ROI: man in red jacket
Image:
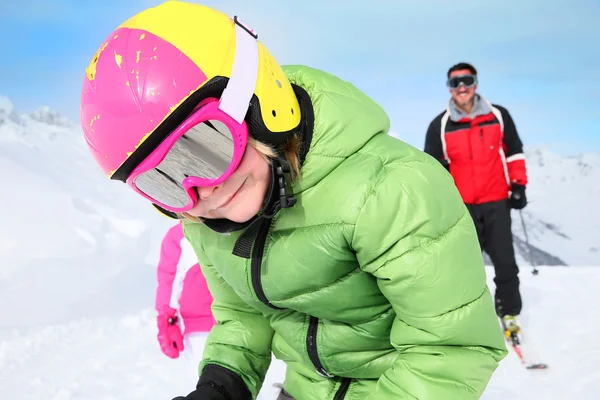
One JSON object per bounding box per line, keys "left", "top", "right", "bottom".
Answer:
{"left": 424, "top": 62, "right": 528, "bottom": 326}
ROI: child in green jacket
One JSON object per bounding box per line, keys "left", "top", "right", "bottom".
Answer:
{"left": 80, "top": 2, "right": 506, "bottom": 399}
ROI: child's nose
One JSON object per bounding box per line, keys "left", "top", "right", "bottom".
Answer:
{"left": 197, "top": 185, "right": 220, "bottom": 200}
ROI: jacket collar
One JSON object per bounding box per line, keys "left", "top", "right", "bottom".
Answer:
{"left": 447, "top": 94, "right": 493, "bottom": 122}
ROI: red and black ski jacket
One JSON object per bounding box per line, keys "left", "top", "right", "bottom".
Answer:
{"left": 424, "top": 95, "right": 528, "bottom": 205}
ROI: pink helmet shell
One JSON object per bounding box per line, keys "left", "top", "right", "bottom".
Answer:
{"left": 80, "top": 27, "right": 207, "bottom": 177}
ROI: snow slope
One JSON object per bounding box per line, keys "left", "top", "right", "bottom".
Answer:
{"left": 1, "top": 268, "right": 598, "bottom": 399}
{"left": 1, "top": 96, "right": 599, "bottom": 398}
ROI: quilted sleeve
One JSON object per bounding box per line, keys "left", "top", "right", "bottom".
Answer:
{"left": 155, "top": 223, "right": 183, "bottom": 314}
{"left": 499, "top": 106, "right": 528, "bottom": 186}
{"left": 182, "top": 223, "right": 275, "bottom": 399}
{"left": 351, "top": 158, "right": 507, "bottom": 399}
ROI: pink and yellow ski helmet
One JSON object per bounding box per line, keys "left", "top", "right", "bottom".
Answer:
{"left": 80, "top": 0, "right": 301, "bottom": 181}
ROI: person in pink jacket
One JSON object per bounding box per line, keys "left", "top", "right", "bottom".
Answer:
{"left": 156, "top": 219, "right": 284, "bottom": 397}
{"left": 155, "top": 221, "right": 216, "bottom": 377}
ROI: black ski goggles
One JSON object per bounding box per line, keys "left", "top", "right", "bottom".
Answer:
{"left": 447, "top": 74, "right": 478, "bottom": 90}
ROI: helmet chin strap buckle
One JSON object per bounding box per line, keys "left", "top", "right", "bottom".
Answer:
{"left": 256, "top": 160, "right": 295, "bottom": 219}
{"left": 275, "top": 161, "right": 296, "bottom": 210}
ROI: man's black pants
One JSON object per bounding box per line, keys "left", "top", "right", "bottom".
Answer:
{"left": 466, "top": 199, "right": 522, "bottom": 317}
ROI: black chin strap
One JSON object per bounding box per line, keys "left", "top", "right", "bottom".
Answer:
{"left": 201, "top": 159, "right": 296, "bottom": 258}
{"left": 202, "top": 211, "right": 256, "bottom": 234}
{"left": 230, "top": 159, "right": 296, "bottom": 258}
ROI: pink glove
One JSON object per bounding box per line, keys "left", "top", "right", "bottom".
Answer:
{"left": 157, "top": 308, "right": 184, "bottom": 359}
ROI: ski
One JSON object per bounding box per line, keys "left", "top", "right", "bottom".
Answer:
{"left": 500, "top": 317, "right": 548, "bottom": 370}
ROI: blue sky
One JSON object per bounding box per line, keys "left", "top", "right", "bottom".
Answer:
{"left": 1, "top": 0, "right": 598, "bottom": 154}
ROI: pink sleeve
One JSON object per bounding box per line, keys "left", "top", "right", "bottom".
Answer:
{"left": 155, "top": 222, "right": 184, "bottom": 315}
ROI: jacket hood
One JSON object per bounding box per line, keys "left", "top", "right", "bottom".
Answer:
{"left": 282, "top": 65, "right": 390, "bottom": 193}
{"left": 447, "top": 93, "right": 493, "bottom": 122}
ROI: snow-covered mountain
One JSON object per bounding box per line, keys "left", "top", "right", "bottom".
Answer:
{"left": 512, "top": 148, "right": 600, "bottom": 266}
{"left": 0, "top": 95, "right": 174, "bottom": 327}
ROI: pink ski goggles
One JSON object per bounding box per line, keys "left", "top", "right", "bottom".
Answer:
{"left": 126, "top": 17, "right": 259, "bottom": 213}
{"left": 127, "top": 98, "right": 249, "bottom": 212}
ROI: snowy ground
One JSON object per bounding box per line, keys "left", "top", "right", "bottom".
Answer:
{"left": 1, "top": 267, "right": 598, "bottom": 399}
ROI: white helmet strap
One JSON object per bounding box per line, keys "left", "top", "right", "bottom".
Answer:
{"left": 218, "top": 16, "right": 259, "bottom": 125}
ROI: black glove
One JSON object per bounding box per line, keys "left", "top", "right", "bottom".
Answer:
{"left": 509, "top": 183, "right": 527, "bottom": 209}
{"left": 171, "top": 364, "right": 252, "bottom": 400}
{"left": 170, "top": 383, "right": 226, "bottom": 400}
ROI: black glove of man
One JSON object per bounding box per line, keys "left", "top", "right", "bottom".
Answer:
{"left": 509, "top": 183, "right": 527, "bottom": 209}
{"left": 171, "top": 365, "right": 252, "bottom": 400}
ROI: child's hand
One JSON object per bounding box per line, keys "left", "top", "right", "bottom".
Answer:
{"left": 170, "top": 386, "right": 228, "bottom": 400}
{"left": 157, "top": 309, "right": 184, "bottom": 358}
{"left": 171, "top": 364, "right": 251, "bottom": 399}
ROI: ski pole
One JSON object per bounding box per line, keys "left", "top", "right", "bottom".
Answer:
{"left": 517, "top": 209, "right": 539, "bottom": 276}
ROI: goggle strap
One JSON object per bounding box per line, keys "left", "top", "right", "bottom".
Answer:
{"left": 218, "top": 16, "right": 259, "bottom": 124}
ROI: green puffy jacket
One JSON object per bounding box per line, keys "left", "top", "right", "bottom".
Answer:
{"left": 182, "top": 65, "right": 507, "bottom": 400}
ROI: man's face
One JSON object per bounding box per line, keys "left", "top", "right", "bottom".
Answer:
{"left": 448, "top": 69, "right": 477, "bottom": 108}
